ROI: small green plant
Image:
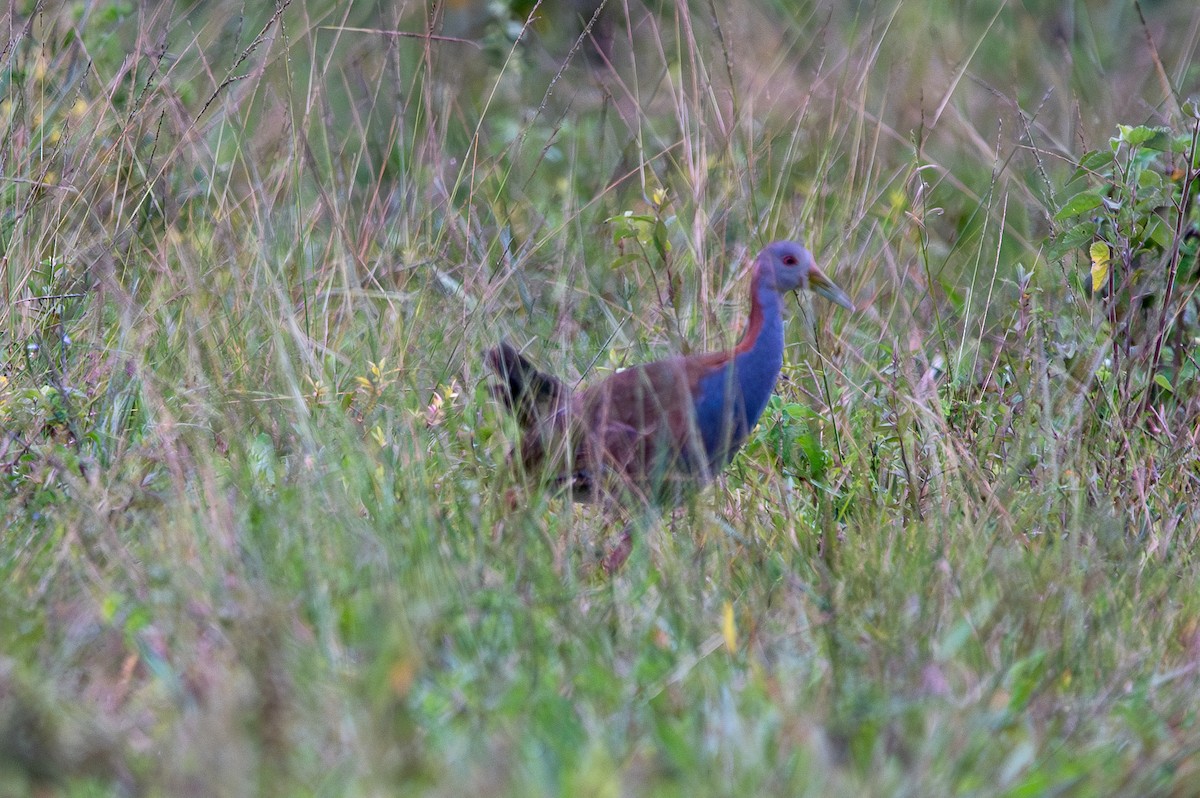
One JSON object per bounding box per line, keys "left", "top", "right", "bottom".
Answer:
{"left": 745, "top": 394, "right": 831, "bottom": 485}
{"left": 1051, "top": 104, "right": 1200, "bottom": 412}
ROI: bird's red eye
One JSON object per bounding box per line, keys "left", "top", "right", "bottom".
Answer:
{"left": 783, "top": 255, "right": 798, "bottom": 265}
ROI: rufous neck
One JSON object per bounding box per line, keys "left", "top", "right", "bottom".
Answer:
{"left": 735, "top": 270, "right": 783, "bottom": 355}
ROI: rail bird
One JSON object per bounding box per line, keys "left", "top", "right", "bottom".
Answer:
{"left": 488, "top": 240, "right": 854, "bottom": 569}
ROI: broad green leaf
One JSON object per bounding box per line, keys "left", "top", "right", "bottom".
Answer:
{"left": 783, "top": 402, "right": 811, "bottom": 419}
{"left": 1136, "top": 169, "right": 1164, "bottom": 190}
{"left": 1141, "top": 128, "right": 1178, "bottom": 151}
{"left": 608, "top": 252, "right": 643, "bottom": 269}
{"left": 796, "top": 429, "right": 828, "bottom": 481}
{"left": 1116, "top": 124, "right": 1167, "bottom": 148}
{"left": 1054, "top": 189, "right": 1105, "bottom": 220}
{"left": 1078, "top": 149, "right": 1112, "bottom": 173}
{"left": 611, "top": 225, "right": 639, "bottom": 244}
{"left": 1154, "top": 373, "right": 1174, "bottom": 394}
{"left": 1048, "top": 222, "right": 1097, "bottom": 260}
{"left": 1144, "top": 217, "right": 1173, "bottom": 251}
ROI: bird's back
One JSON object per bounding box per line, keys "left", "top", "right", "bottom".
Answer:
{"left": 489, "top": 330, "right": 782, "bottom": 502}
{"left": 577, "top": 356, "right": 708, "bottom": 500}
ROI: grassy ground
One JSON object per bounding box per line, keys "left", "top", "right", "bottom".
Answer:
{"left": 3, "top": 0, "right": 1200, "bottom": 795}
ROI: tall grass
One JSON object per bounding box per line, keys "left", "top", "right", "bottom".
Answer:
{"left": 2, "top": 0, "right": 1200, "bottom": 795}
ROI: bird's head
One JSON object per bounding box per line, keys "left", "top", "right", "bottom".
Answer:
{"left": 757, "top": 240, "right": 855, "bottom": 311}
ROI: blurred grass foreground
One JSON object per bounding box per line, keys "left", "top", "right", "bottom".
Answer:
{"left": 3, "top": 1, "right": 1200, "bottom": 795}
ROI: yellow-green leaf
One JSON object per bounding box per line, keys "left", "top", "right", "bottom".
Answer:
{"left": 1154, "top": 373, "right": 1174, "bottom": 394}
{"left": 1089, "top": 242, "right": 1110, "bottom": 292}
{"left": 722, "top": 601, "right": 737, "bottom": 654}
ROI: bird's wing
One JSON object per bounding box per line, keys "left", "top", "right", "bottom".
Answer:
{"left": 680, "top": 351, "right": 747, "bottom": 471}
{"left": 578, "top": 357, "right": 713, "bottom": 485}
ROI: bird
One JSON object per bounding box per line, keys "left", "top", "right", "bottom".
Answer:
{"left": 487, "top": 240, "right": 855, "bottom": 570}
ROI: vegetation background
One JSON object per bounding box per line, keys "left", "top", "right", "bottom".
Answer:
{"left": 2, "top": 0, "right": 1200, "bottom": 795}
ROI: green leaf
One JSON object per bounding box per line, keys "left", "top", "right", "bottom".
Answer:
{"left": 782, "top": 402, "right": 811, "bottom": 420}
{"left": 1136, "top": 169, "right": 1164, "bottom": 191}
{"left": 1053, "top": 190, "right": 1105, "bottom": 220}
{"left": 1141, "top": 129, "right": 1177, "bottom": 151}
{"left": 1078, "top": 150, "right": 1112, "bottom": 173}
{"left": 652, "top": 217, "right": 670, "bottom": 261}
{"left": 1116, "top": 124, "right": 1169, "bottom": 148}
{"left": 1154, "top": 373, "right": 1174, "bottom": 394}
{"left": 1143, "top": 217, "right": 1173, "bottom": 251}
{"left": 607, "top": 252, "right": 643, "bottom": 269}
{"left": 1006, "top": 650, "right": 1046, "bottom": 712}
{"left": 1047, "top": 222, "right": 1098, "bottom": 260}
{"left": 795, "top": 429, "right": 828, "bottom": 482}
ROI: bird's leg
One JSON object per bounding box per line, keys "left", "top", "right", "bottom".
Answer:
{"left": 598, "top": 491, "right": 659, "bottom": 574}
{"left": 601, "top": 522, "right": 634, "bottom": 574}
{"left": 594, "top": 489, "right": 635, "bottom": 574}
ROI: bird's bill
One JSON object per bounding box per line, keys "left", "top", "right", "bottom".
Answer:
{"left": 807, "top": 265, "right": 856, "bottom": 311}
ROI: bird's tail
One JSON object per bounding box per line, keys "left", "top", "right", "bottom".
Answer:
{"left": 486, "top": 342, "right": 567, "bottom": 427}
